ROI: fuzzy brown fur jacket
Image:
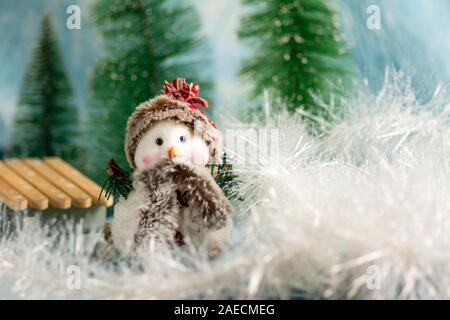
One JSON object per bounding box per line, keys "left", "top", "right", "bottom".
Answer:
{"left": 130, "top": 158, "right": 234, "bottom": 254}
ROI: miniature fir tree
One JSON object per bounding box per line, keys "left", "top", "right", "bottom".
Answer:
{"left": 11, "top": 14, "right": 79, "bottom": 160}
{"left": 239, "top": 0, "right": 353, "bottom": 119}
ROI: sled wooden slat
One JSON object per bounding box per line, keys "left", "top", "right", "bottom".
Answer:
{"left": 25, "top": 158, "right": 92, "bottom": 208}
{"left": 0, "top": 177, "right": 28, "bottom": 211}
{"left": 4, "top": 159, "right": 71, "bottom": 209}
{"left": 0, "top": 161, "right": 48, "bottom": 210}
{"left": 44, "top": 157, "right": 113, "bottom": 207}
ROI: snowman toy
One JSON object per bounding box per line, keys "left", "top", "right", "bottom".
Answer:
{"left": 111, "top": 78, "right": 233, "bottom": 259}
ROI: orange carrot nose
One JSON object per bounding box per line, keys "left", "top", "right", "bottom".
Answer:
{"left": 167, "top": 146, "right": 178, "bottom": 158}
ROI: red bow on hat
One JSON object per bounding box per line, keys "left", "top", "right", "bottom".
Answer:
{"left": 162, "top": 78, "right": 216, "bottom": 128}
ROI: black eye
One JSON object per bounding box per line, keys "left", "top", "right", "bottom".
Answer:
{"left": 180, "top": 136, "right": 186, "bottom": 143}
{"left": 156, "top": 138, "right": 163, "bottom": 146}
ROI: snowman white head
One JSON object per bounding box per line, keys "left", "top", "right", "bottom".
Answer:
{"left": 133, "top": 120, "right": 210, "bottom": 170}
{"left": 125, "top": 78, "right": 221, "bottom": 171}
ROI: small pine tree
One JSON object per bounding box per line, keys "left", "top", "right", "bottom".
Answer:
{"left": 11, "top": 14, "right": 79, "bottom": 160}
{"left": 86, "top": 0, "right": 211, "bottom": 183}
{"left": 209, "top": 153, "right": 242, "bottom": 201}
{"left": 239, "top": 0, "right": 352, "bottom": 119}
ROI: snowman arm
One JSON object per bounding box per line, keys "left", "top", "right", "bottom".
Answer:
{"left": 132, "top": 169, "right": 180, "bottom": 252}
{"left": 167, "top": 162, "right": 234, "bottom": 230}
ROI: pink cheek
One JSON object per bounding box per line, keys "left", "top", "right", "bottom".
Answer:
{"left": 191, "top": 149, "right": 206, "bottom": 165}
{"left": 142, "top": 155, "right": 153, "bottom": 168}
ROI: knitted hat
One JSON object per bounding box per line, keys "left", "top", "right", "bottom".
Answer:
{"left": 125, "top": 78, "right": 221, "bottom": 169}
